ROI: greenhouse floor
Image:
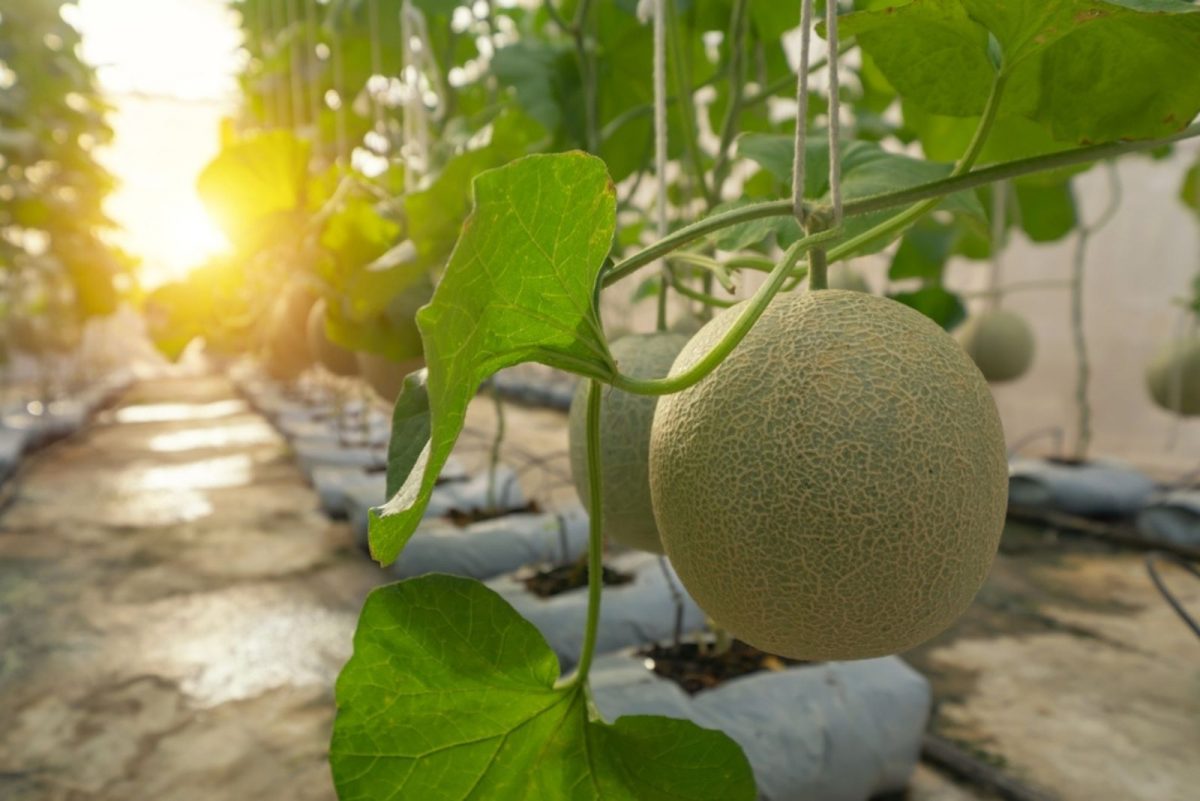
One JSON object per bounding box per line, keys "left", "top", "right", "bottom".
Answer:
{"left": 0, "top": 374, "right": 1195, "bottom": 801}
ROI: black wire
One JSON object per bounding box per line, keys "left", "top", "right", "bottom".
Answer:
{"left": 1145, "top": 551, "right": 1200, "bottom": 640}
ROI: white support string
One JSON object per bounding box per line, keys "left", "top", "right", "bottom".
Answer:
{"left": 331, "top": 25, "right": 349, "bottom": 164}
{"left": 401, "top": 1, "right": 432, "bottom": 182}
{"left": 653, "top": 0, "right": 670, "bottom": 328}
{"left": 367, "top": 0, "right": 385, "bottom": 137}
{"left": 653, "top": 0, "right": 668, "bottom": 242}
{"left": 791, "top": 0, "right": 843, "bottom": 227}
{"left": 825, "top": 0, "right": 843, "bottom": 226}
{"left": 791, "top": 0, "right": 815, "bottom": 223}
{"left": 256, "top": 0, "right": 274, "bottom": 127}
{"left": 286, "top": 0, "right": 305, "bottom": 129}
{"left": 304, "top": 0, "right": 321, "bottom": 148}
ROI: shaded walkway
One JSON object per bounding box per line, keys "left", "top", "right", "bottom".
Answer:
{"left": 0, "top": 375, "right": 381, "bottom": 801}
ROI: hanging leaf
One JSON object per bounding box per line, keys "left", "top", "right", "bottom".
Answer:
{"left": 890, "top": 285, "right": 967, "bottom": 330}
{"left": 840, "top": 1, "right": 1200, "bottom": 147}
{"left": 331, "top": 574, "right": 756, "bottom": 800}
{"left": 404, "top": 109, "right": 545, "bottom": 265}
{"left": 369, "top": 153, "right": 616, "bottom": 565}
{"left": 1014, "top": 179, "right": 1078, "bottom": 243}
{"left": 889, "top": 218, "right": 958, "bottom": 282}
{"left": 196, "top": 129, "right": 311, "bottom": 250}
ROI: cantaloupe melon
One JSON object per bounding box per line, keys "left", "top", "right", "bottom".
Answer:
{"left": 307, "top": 299, "right": 358, "bottom": 377}
{"left": 568, "top": 332, "right": 688, "bottom": 553}
{"left": 649, "top": 290, "right": 1008, "bottom": 660}
{"left": 1145, "top": 337, "right": 1200, "bottom": 417}
{"left": 956, "top": 309, "right": 1034, "bottom": 383}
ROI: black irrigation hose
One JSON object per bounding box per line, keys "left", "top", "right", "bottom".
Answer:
{"left": 920, "top": 734, "right": 1058, "bottom": 801}
{"left": 1145, "top": 551, "right": 1200, "bottom": 640}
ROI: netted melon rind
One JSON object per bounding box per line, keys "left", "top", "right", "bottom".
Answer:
{"left": 649, "top": 290, "right": 1009, "bottom": 660}
{"left": 568, "top": 333, "right": 688, "bottom": 553}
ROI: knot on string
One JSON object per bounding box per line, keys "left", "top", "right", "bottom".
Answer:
{"left": 792, "top": 0, "right": 843, "bottom": 229}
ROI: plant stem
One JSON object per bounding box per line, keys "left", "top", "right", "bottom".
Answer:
{"left": 808, "top": 246, "right": 828, "bottom": 290}
{"left": 612, "top": 229, "right": 838, "bottom": 396}
{"left": 1070, "top": 226, "right": 1093, "bottom": 463}
{"left": 825, "top": 69, "right": 1009, "bottom": 262}
{"left": 670, "top": 275, "right": 737, "bottom": 308}
{"left": 1070, "top": 161, "right": 1123, "bottom": 462}
{"left": 569, "top": 379, "right": 605, "bottom": 687}
{"left": 602, "top": 122, "right": 1200, "bottom": 288}
{"left": 486, "top": 382, "right": 505, "bottom": 512}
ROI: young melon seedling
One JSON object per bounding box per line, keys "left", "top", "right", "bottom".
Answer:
{"left": 649, "top": 290, "right": 1008, "bottom": 661}
{"left": 307, "top": 299, "right": 358, "bottom": 377}
{"left": 1145, "top": 336, "right": 1200, "bottom": 416}
{"left": 568, "top": 332, "right": 688, "bottom": 553}
{"left": 957, "top": 308, "right": 1035, "bottom": 383}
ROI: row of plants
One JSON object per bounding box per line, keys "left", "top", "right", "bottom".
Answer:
{"left": 179, "top": 0, "right": 1200, "bottom": 797}
{"left": 0, "top": 0, "right": 132, "bottom": 370}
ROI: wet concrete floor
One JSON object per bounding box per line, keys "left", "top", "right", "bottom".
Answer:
{"left": 0, "top": 376, "right": 383, "bottom": 800}
{"left": 906, "top": 527, "right": 1200, "bottom": 801}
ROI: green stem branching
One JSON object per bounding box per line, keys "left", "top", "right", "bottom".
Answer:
{"left": 567, "top": 379, "right": 605, "bottom": 687}
{"left": 611, "top": 229, "right": 838, "bottom": 396}
{"left": 602, "top": 121, "right": 1200, "bottom": 288}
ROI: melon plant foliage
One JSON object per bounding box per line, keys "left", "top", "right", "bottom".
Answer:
{"left": 212, "top": 0, "right": 1200, "bottom": 797}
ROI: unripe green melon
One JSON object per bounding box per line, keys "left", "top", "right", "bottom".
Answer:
{"left": 956, "top": 309, "right": 1035, "bottom": 383}
{"left": 357, "top": 352, "right": 424, "bottom": 404}
{"left": 307, "top": 299, "right": 358, "bottom": 377}
{"left": 1145, "top": 337, "right": 1200, "bottom": 417}
{"left": 649, "top": 290, "right": 1008, "bottom": 660}
{"left": 568, "top": 333, "right": 688, "bottom": 553}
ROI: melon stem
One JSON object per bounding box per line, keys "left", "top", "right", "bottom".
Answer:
{"left": 567, "top": 379, "right": 606, "bottom": 688}
{"left": 612, "top": 227, "right": 841, "bottom": 397}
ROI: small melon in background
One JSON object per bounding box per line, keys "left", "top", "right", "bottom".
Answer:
{"left": 307, "top": 299, "right": 358, "bottom": 377}
{"left": 263, "top": 288, "right": 315, "bottom": 381}
{"left": 357, "top": 352, "right": 424, "bottom": 404}
{"left": 669, "top": 314, "right": 706, "bottom": 337}
{"left": 568, "top": 332, "right": 688, "bottom": 554}
{"left": 826, "top": 264, "right": 870, "bottom": 293}
{"left": 649, "top": 290, "right": 1008, "bottom": 660}
{"left": 1145, "top": 336, "right": 1200, "bottom": 416}
{"left": 956, "top": 308, "right": 1035, "bottom": 383}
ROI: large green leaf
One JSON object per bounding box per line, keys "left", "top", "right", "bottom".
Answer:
{"left": 404, "top": 109, "right": 545, "bottom": 265}
{"left": 369, "top": 153, "right": 616, "bottom": 565}
{"left": 1014, "top": 179, "right": 1078, "bottom": 243}
{"left": 195, "top": 130, "right": 311, "bottom": 249}
{"left": 890, "top": 285, "right": 967, "bottom": 330}
{"left": 840, "top": 0, "right": 1200, "bottom": 146}
{"left": 331, "top": 575, "right": 755, "bottom": 800}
